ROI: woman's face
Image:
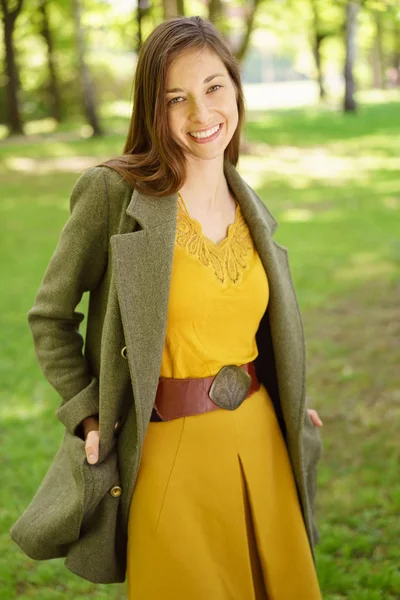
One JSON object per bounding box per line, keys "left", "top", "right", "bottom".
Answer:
{"left": 165, "top": 47, "right": 239, "bottom": 163}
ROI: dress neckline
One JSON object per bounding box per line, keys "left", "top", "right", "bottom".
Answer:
{"left": 177, "top": 192, "right": 240, "bottom": 248}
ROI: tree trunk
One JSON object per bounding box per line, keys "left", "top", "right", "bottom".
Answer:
{"left": 135, "top": 0, "right": 152, "bottom": 52}
{"left": 392, "top": 19, "right": 400, "bottom": 86}
{"left": 72, "top": 0, "right": 102, "bottom": 136}
{"left": 163, "top": 0, "right": 177, "bottom": 20}
{"left": 310, "top": 0, "right": 326, "bottom": 99}
{"left": 313, "top": 34, "right": 326, "bottom": 99}
{"left": 343, "top": 0, "right": 359, "bottom": 113}
{"left": 372, "top": 10, "right": 385, "bottom": 89}
{"left": 370, "top": 45, "right": 381, "bottom": 89}
{"left": 235, "top": 0, "right": 262, "bottom": 62}
{"left": 208, "top": 0, "right": 222, "bottom": 25}
{"left": 0, "top": 0, "right": 24, "bottom": 136}
{"left": 136, "top": 0, "right": 143, "bottom": 52}
{"left": 38, "top": 0, "right": 62, "bottom": 122}
{"left": 176, "top": 0, "right": 184, "bottom": 17}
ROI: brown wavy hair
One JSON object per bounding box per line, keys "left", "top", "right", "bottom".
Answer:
{"left": 98, "top": 15, "right": 245, "bottom": 197}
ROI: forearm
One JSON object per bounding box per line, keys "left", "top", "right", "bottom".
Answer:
{"left": 28, "top": 308, "right": 93, "bottom": 402}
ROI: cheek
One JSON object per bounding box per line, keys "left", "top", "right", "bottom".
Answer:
{"left": 167, "top": 111, "right": 180, "bottom": 138}
{"left": 168, "top": 109, "right": 187, "bottom": 136}
{"left": 220, "top": 90, "right": 239, "bottom": 124}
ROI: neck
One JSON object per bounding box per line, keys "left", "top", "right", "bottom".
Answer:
{"left": 179, "top": 154, "right": 229, "bottom": 212}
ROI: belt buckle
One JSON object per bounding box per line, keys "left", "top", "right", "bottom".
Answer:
{"left": 208, "top": 365, "right": 252, "bottom": 411}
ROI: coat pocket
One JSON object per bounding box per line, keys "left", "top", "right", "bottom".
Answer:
{"left": 10, "top": 429, "right": 119, "bottom": 560}
{"left": 301, "top": 410, "right": 323, "bottom": 545}
{"left": 80, "top": 436, "right": 120, "bottom": 523}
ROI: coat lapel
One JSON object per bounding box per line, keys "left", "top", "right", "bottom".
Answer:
{"left": 225, "top": 162, "right": 306, "bottom": 457}
{"left": 110, "top": 161, "right": 305, "bottom": 455}
{"left": 110, "top": 189, "right": 178, "bottom": 445}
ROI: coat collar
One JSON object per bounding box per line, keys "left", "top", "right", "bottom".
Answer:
{"left": 125, "top": 160, "right": 279, "bottom": 237}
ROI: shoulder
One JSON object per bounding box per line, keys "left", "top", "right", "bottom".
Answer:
{"left": 72, "top": 165, "right": 134, "bottom": 212}
{"left": 75, "top": 165, "right": 133, "bottom": 195}
{"left": 225, "top": 162, "right": 279, "bottom": 235}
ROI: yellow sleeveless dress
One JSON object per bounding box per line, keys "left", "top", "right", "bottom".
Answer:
{"left": 126, "top": 194, "right": 322, "bottom": 599}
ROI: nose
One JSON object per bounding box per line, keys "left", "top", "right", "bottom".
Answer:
{"left": 189, "top": 96, "right": 212, "bottom": 124}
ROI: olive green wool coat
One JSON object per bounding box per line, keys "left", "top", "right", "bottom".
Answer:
{"left": 10, "top": 161, "right": 322, "bottom": 584}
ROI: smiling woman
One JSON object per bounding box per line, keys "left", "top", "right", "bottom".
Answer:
{"left": 10, "top": 13, "right": 323, "bottom": 600}
{"left": 99, "top": 17, "right": 245, "bottom": 198}
{"left": 165, "top": 47, "right": 239, "bottom": 173}
{"left": 98, "top": 15, "right": 322, "bottom": 599}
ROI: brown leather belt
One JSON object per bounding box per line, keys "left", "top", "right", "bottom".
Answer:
{"left": 151, "top": 362, "right": 260, "bottom": 422}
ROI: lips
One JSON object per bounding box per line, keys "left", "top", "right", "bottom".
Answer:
{"left": 188, "top": 123, "right": 222, "bottom": 139}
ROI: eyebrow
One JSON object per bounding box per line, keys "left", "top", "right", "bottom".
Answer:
{"left": 166, "top": 73, "right": 225, "bottom": 94}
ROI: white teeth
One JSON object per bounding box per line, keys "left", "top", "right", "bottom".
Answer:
{"left": 189, "top": 124, "right": 220, "bottom": 139}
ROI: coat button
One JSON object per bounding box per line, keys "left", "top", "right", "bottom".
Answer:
{"left": 109, "top": 485, "right": 122, "bottom": 498}
{"left": 121, "top": 346, "right": 128, "bottom": 359}
{"left": 114, "top": 419, "right": 121, "bottom": 433}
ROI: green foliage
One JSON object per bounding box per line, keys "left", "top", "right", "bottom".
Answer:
{"left": 2, "top": 0, "right": 399, "bottom": 131}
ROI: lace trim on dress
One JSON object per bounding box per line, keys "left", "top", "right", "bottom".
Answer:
{"left": 176, "top": 194, "right": 254, "bottom": 285}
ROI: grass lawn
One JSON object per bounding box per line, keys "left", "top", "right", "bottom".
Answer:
{"left": 1, "top": 93, "right": 399, "bottom": 599}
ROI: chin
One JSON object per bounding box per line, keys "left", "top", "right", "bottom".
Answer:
{"left": 190, "top": 146, "right": 228, "bottom": 160}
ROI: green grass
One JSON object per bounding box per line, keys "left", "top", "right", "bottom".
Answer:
{"left": 1, "top": 93, "right": 399, "bottom": 599}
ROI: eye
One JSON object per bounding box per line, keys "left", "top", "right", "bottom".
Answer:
{"left": 207, "top": 84, "right": 222, "bottom": 93}
{"left": 167, "top": 84, "right": 222, "bottom": 107}
{"left": 168, "top": 96, "right": 184, "bottom": 106}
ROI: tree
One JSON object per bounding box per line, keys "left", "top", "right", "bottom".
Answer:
{"left": 284, "top": 0, "right": 342, "bottom": 101}
{"left": 393, "top": 17, "right": 400, "bottom": 85}
{"left": 0, "top": 0, "right": 24, "bottom": 136}
{"left": 177, "top": 0, "right": 184, "bottom": 17}
{"left": 72, "top": 0, "right": 102, "bottom": 135}
{"left": 208, "top": 0, "right": 223, "bottom": 25}
{"left": 162, "top": 0, "right": 178, "bottom": 20}
{"left": 343, "top": 0, "right": 360, "bottom": 112}
{"left": 372, "top": 9, "right": 385, "bottom": 88}
{"left": 235, "top": 0, "right": 263, "bottom": 62}
{"left": 136, "top": 0, "right": 146, "bottom": 52}
{"left": 207, "top": 0, "right": 263, "bottom": 63}
{"left": 310, "top": 0, "right": 328, "bottom": 99}
{"left": 38, "top": 0, "right": 62, "bottom": 122}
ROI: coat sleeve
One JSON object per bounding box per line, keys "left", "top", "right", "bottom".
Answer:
{"left": 27, "top": 166, "right": 109, "bottom": 436}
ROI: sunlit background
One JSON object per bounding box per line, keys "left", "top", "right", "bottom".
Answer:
{"left": 1, "top": 0, "right": 399, "bottom": 598}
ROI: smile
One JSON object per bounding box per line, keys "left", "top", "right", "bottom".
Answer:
{"left": 188, "top": 123, "right": 222, "bottom": 139}
{"left": 187, "top": 123, "right": 223, "bottom": 144}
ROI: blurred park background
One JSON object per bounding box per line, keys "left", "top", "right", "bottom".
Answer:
{"left": 1, "top": 0, "right": 400, "bottom": 598}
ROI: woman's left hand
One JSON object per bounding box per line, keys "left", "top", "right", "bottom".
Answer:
{"left": 307, "top": 408, "right": 323, "bottom": 427}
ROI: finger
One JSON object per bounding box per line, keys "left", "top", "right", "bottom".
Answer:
{"left": 85, "top": 430, "right": 100, "bottom": 464}
{"left": 82, "top": 416, "right": 99, "bottom": 439}
{"left": 308, "top": 409, "right": 323, "bottom": 427}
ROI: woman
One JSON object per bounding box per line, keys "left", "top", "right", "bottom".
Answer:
{"left": 10, "top": 15, "right": 323, "bottom": 599}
